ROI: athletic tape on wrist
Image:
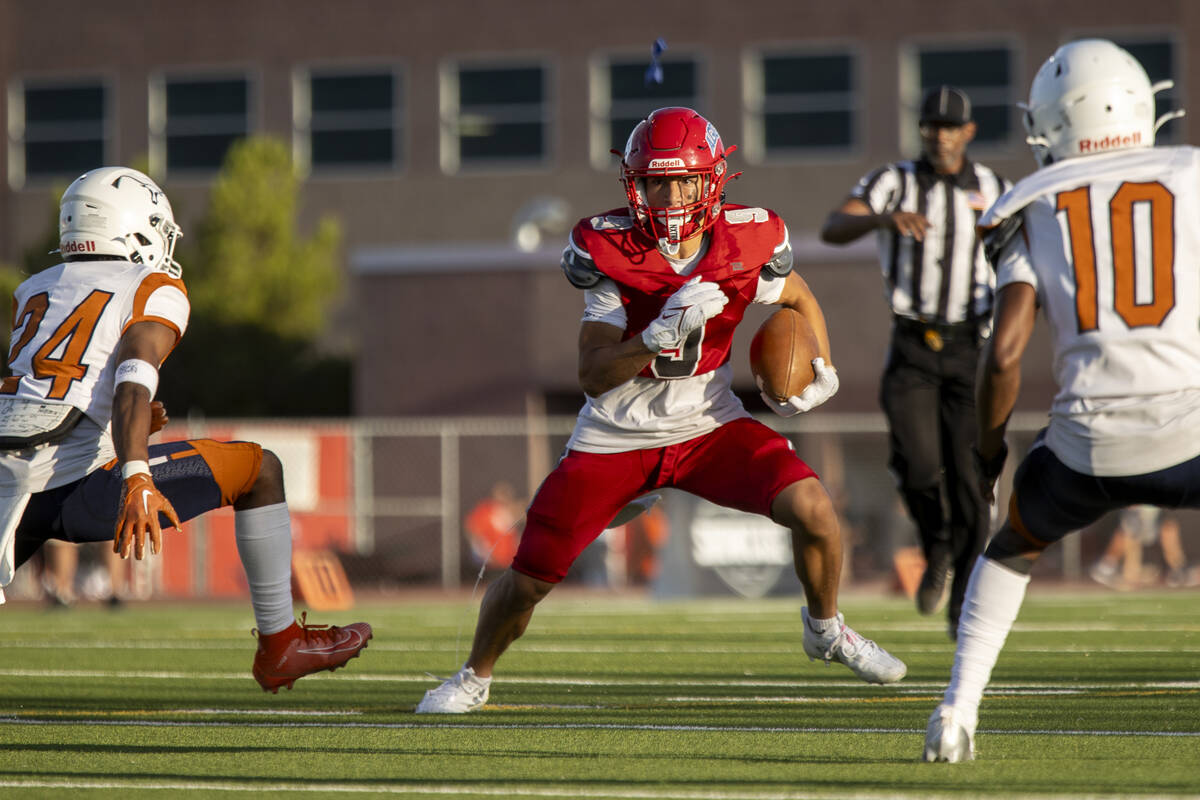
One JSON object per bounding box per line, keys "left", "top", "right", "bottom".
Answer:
{"left": 115, "top": 358, "right": 159, "bottom": 398}
{"left": 121, "top": 460, "right": 150, "bottom": 480}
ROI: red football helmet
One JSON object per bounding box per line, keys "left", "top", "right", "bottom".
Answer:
{"left": 618, "top": 107, "right": 740, "bottom": 252}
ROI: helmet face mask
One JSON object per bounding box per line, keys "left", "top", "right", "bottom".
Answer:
{"left": 619, "top": 107, "right": 738, "bottom": 253}
{"left": 1022, "top": 38, "right": 1182, "bottom": 167}
{"left": 58, "top": 167, "right": 183, "bottom": 277}
{"left": 634, "top": 174, "right": 709, "bottom": 244}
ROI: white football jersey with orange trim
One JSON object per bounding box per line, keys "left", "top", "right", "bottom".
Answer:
{"left": 984, "top": 146, "right": 1200, "bottom": 476}
{"left": 5, "top": 261, "right": 189, "bottom": 432}
{"left": 0, "top": 261, "right": 189, "bottom": 591}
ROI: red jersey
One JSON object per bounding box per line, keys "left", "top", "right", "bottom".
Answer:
{"left": 567, "top": 205, "right": 790, "bottom": 380}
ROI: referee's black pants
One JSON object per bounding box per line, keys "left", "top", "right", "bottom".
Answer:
{"left": 879, "top": 324, "right": 990, "bottom": 628}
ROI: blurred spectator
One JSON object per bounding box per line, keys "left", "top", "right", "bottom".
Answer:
{"left": 621, "top": 504, "right": 669, "bottom": 586}
{"left": 464, "top": 481, "right": 525, "bottom": 570}
{"left": 1090, "top": 506, "right": 1196, "bottom": 590}
{"left": 43, "top": 540, "right": 128, "bottom": 607}
{"left": 574, "top": 497, "right": 670, "bottom": 589}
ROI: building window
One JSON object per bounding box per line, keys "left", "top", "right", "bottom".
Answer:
{"left": 745, "top": 50, "right": 858, "bottom": 161}
{"left": 1112, "top": 38, "right": 1180, "bottom": 144}
{"left": 154, "top": 75, "right": 250, "bottom": 172}
{"left": 592, "top": 55, "right": 699, "bottom": 167}
{"left": 442, "top": 62, "right": 547, "bottom": 172}
{"left": 296, "top": 69, "right": 401, "bottom": 171}
{"left": 914, "top": 45, "right": 1013, "bottom": 146}
{"left": 10, "top": 81, "right": 107, "bottom": 185}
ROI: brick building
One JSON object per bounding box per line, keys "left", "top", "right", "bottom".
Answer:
{"left": 0, "top": 0, "right": 1193, "bottom": 416}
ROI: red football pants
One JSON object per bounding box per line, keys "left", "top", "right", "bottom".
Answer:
{"left": 512, "top": 417, "right": 817, "bottom": 583}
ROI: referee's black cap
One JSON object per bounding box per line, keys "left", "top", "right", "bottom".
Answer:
{"left": 919, "top": 86, "right": 972, "bottom": 125}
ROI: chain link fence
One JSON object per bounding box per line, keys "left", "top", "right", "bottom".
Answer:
{"left": 7, "top": 412, "right": 1198, "bottom": 603}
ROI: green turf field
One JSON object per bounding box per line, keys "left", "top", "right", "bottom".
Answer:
{"left": 0, "top": 588, "right": 1197, "bottom": 798}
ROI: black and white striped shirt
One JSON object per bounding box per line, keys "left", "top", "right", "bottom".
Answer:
{"left": 851, "top": 157, "right": 1010, "bottom": 324}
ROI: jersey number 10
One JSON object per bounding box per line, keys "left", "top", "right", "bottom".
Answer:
{"left": 1056, "top": 181, "right": 1175, "bottom": 334}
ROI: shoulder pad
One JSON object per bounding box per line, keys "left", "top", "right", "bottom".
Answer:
{"left": 560, "top": 244, "right": 603, "bottom": 289}
{"left": 982, "top": 212, "right": 1025, "bottom": 268}
{"left": 763, "top": 242, "right": 794, "bottom": 277}
{"left": 588, "top": 214, "right": 635, "bottom": 231}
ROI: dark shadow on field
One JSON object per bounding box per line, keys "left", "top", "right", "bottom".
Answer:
{"left": 0, "top": 770, "right": 998, "bottom": 794}
{"left": 0, "top": 742, "right": 893, "bottom": 766}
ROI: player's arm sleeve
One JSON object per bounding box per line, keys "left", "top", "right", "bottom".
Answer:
{"left": 990, "top": 214, "right": 1039, "bottom": 296}
{"left": 581, "top": 278, "right": 626, "bottom": 328}
{"left": 982, "top": 212, "right": 1024, "bottom": 269}
{"left": 122, "top": 273, "right": 190, "bottom": 344}
{"left": 560, "top": 232, "right": 604, "bottom": 289}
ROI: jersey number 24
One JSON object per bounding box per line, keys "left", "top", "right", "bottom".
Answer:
{"left": 6, "top": 290, "right": 113, "bottom": 400}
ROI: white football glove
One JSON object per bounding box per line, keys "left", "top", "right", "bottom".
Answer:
{"left": 759, "top": 357, "right": 839, "bottom": 417}
{"left": 641, "top": 276, "right": 729, "bottom": 353}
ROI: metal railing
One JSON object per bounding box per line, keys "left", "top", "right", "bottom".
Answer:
{"left": 342, "top": 411, "right": 1054, "bottom": 589}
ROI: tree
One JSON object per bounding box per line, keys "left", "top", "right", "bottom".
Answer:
{"left": 185, "top": 137, "right": 341, "bottom": 340}
{"left": 0, "top": 188, "right": 65, "bottom": 342}
{"left": 158, "top": 136, "right": 350, "bottom": 416}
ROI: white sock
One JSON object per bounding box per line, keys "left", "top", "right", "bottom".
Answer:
{"left": 235, "top": 502, "right": 295, "bottom": 635}
{"left": 806, "top": 612, "right": 841, "bottom": 638}
{"left": 942, "top": 557, "right": 1031, "bottom": 728}
{"left": 463, "top": 665, "right": 491, "bottom": 686}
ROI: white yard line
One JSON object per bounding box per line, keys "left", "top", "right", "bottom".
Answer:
{"left": 0, "top": 779, "right": 1098, "bottom": 800}
{"left": 1, "top": 716, "right": 1198, "bottom": 739}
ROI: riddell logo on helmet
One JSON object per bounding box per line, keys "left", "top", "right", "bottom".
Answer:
{"left": 648, "top": 158, "right": 686, "bottom": 169}
{"left": 1079, "top": 131, "right": 1142, "bottom": 153}
{"left": 60, "top": 240, "right": 97, "bottom": 253}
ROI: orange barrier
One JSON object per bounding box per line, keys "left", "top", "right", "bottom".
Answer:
{"left": 892, "top": 546, "right": 926, "bottom": 599}
{"left": 292, "top": 549, "right": 355, "bottom": 610}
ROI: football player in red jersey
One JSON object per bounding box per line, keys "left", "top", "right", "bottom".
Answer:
{"left": 417, "top": 108, "right": 906, "bottom": 713}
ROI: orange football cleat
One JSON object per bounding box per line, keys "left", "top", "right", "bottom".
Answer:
{"left": 252, "top": 613, "right": 372, "bottom": 693}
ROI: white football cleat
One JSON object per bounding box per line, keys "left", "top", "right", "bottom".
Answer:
{"left": 923, "top": 704, "right": 976, "bottom": 762}
{"left": 415, "top": 666, "right": 491, "bottom": 714}
{"left": 801, "top": 608, "right": 907, "bottom": 684}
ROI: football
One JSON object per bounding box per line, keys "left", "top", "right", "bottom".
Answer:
{"left": 749, "top": 308, "right": 819, "bottom": 402}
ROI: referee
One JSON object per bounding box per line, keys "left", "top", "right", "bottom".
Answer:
{"left": 819, "top": 86, "right": 1011, "bottom": 639}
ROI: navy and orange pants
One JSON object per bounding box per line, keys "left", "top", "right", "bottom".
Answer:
{"left": 13, "top": 439, "right": 262, "bottom": 568}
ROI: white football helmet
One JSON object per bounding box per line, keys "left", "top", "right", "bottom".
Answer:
{"left": 58, "top": 167, "right": 183, "bottom": 276}
{"left": 1022, "top": 38, "right": 1183, "bottom": 167}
